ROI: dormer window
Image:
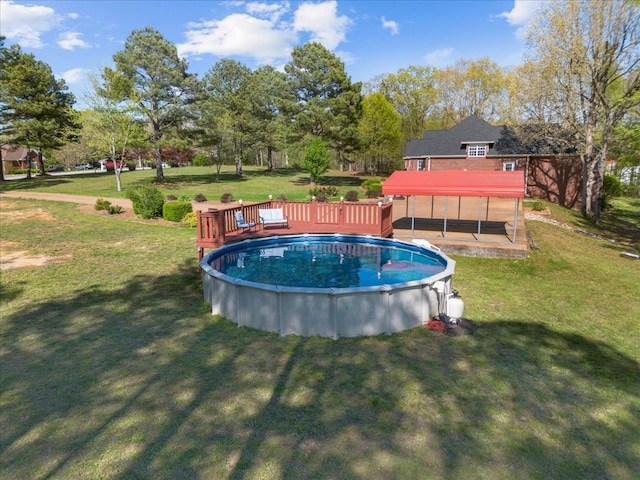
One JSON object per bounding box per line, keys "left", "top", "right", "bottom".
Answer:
{"left": 468, "top": 145, "right": 487, "bottom": 157}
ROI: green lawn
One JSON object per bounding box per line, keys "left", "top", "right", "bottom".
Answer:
{"left": 1, "top": 171, "right": 639, "bottom": 479}
{"left": 2, "top": 165, "right": 366, "bottom": 203}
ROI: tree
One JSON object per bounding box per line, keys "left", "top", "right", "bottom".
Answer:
{"left": 0, "top": 40, "right": 79, "bottom": 178}
{"left": 83, "top": 69, "right": 145, "bottom": 191}
{"left": 199, "top": 59, "right": 253, "bottom": 176}
{"left": 303, "top": 137, "right": 331, "bottom": 185}
{"left": 434, "top": 58, "right": 508, "bottom": 127}
{"left": 358, "top": 93, "right": 402, "bottom": 175}
{"left": 248, "top": 66, "right": 294, "bottom": 171}
{"left": 525, "top": 0, "right": 640, "bottom": 221}
{"left": 285, "top": 41, "right": 362, "bottom": 167}
{"left": 609, "top": 107, "right": 640, "bottom": 191}
{"left": 112, "top": 27, "right": 197, "bottom": 182}
{"left": 377, "top": 65, "right": 437, "bottom": 145}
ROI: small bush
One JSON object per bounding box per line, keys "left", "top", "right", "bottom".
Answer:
{"left": 277, "top": 194, "right": 288, "bottom": 201}
{"left": 601, "top": 174, "right": 623, "bottom": 209}
{"left": 362, "top": 178, "right": 383, "bottom": 192}
{"left": 166, "top": 195, "right": 178, "bottom": 201}
{"left": 127, "top": 162, "right": 136, "bottom": 171}
{"left": 94, "top": 198, "right": 122, "bottom": 214}
{"left": 181, "top": 211, "right": 198, "bottom": 228}
{"left": 309, "top": 186, "right": 338, "bottom": 198}
{"left": 315, "top": 193, "right": 329, "bottom": 202}
{"left": 192, "top": 152, "right": 211, "bottom": 167}
{"left": 95, "top": 198, "right": 112, "bottom": 211}
{"left": 178, "top": 194, "right": 192, "bottom": 202}
{"left": 220, "top": 193, "right": 234, "bottom": 203}
{"left": 163, "top": 200, "right": 193, "bottom": 222}
{"left": 126, "top": 185, "right": 165, "bottom": 219}
{"left": 531, "top": 201, "right": 545, "bottom": 211}
{"left": 366, "top": 189, "right": 382, "bottom": 198}
{"left": 194, "top": 193, "right": 207, "bottom": 202}
{"left": 345, "top": 190, "right": 359, "bottom": 202}
{"left": 108, "top": 205, "right": 123, "bottom": 214}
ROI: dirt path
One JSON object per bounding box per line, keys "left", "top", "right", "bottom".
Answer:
{"left": 0, "top": 191, "right": 133, "bottom": 208}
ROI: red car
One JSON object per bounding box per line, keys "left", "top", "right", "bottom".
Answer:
{"left": 104, "top": 160, "right": 125, "bottom": 170}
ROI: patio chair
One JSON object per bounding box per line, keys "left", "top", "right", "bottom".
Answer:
{"left": 235, "top": 210, "right": 256, "bottom": 232}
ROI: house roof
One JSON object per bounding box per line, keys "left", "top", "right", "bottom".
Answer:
{"left": 404, "top": 116, "right": 508, "bottom": 158}
{"left": 1, "top": 146, "right": 29, "bottom": 161}
{"left": 382, "top": 170, "right": 526, "bottom": 198}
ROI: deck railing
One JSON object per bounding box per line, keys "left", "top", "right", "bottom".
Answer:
{"left": 197, "top": 199, "right": 394, "bottom": 259}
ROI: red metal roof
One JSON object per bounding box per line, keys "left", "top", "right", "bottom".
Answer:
{"left": 382, "top": 170, "right": 525, "bottom": 198}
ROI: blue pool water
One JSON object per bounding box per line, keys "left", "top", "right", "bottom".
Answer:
{"left": 207, "top": 235, "right": 448, "bottom": 289}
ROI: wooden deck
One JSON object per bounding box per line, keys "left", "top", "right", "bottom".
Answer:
{"left": 196, "top": 197, "right": 529, "bottom": 261}
{"left": 197, "top": 200, "right": 394, "bottom": 260}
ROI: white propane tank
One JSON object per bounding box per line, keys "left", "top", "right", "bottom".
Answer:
{"left": 447, "top": 297, "right": 465, "bottom": 320}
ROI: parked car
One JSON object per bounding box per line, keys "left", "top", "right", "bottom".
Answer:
{"left": 74, "top": 163, "right": 93, "bottom": 170}
{"left": 46, "top": 165, "right": 64, "bottom": 172}
{"left": 104, "top": 160, "right": 125, "bottom": 170}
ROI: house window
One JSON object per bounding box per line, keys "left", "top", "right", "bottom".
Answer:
{"left": 468, "top": 145, "right": 486, "bottom": 157}
{"left": 503, "top": 161, "right": 515, "bottom": 171}
{"left": 418, "top": 159, "right": 425, "bottom": 171}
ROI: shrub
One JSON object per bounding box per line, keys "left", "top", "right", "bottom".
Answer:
{"left": 220, "top": 193, "right": 234, "bottom": 203}
{"left": 192, "top": 152, "right": 211, "bottom": 167}
{"left": 362, "top": 177, "right": 383, "bottom": 192}
{"left": 309, "top": 186, "right": 338, "bottom": 198}
{"left": 366, "top": 189, "right": 382, "bottom": 199}
{"left": 181, "top": 211, "right": 198, "bottom": 228}
{"left": 194, "top": 193, "right": 207, "bottom": 202}
{"left": 94, "top": 198, "right": 122, "bottom": 215}
{"left": 345, "top": 190, "right": 359, "bottom": 202}
{"left": 277, "top": 194, "right": 288, "bottom": 201}
{"left": 601, "top": 174, "right": 623, "bottom": 209}
{"left": 126, "top": 185, "right": 165, "bottom": 219}
{"left": 532, "top": 201, "right": 545, "bottom": 211}
{"left": 166, "top": 195, "right": 178, "bottom": 201}
{"left": 127, "top": 162, "right": 136, "bottom": 171}
{"left": 163, "top": 200, "right": 193, "bottom": 222}
{"left": 315, "top": 193, "right": 329, "bottom": 202}
{"left": 95, "top": 198, "right": 112, "bottom": 211}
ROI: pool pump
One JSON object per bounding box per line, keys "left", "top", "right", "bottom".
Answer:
{"left": 432, "top": 282, "right": 464, "bottom": 326}
{"left": 446, "top": 290, "right": 465, "bottom": 325}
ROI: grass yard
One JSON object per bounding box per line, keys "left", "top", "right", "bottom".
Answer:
{"left": 1, "top": 171, "right": 639, "bottom": 479}
{"left": 1, "top": 166, "right": 366, "bottom": 203}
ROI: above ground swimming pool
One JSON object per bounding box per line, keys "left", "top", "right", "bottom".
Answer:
{"left": 200, "top": 234, "right": 456, "bottom": 338}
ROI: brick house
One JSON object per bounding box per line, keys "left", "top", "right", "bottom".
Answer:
{"left": 403, "top": 116, "right": 584, "bottom": 208}
{"left": 1, "top": 145, "right": 39, "bottom": 175}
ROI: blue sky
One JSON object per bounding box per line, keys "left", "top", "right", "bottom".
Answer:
{"left": 1, "top": 0, "right": 543, "bottom": 102}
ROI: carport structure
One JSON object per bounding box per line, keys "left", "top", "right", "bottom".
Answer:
{"left": 382, "top": 170, "right": 526, "bottom": 245}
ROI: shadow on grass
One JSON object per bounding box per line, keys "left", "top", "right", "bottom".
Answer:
{"left": 574, "top": 198, "right": 640, "bottom": 251}
{"left": 1, "top": 264, "right": 638, "bottom": 479}
{"left": 0, "top": 175, "right": 73, "bottom": 192}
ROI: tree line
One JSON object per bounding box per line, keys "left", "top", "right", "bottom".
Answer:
{"left": 1, "top": 0, "right": 638, "bottom": 222}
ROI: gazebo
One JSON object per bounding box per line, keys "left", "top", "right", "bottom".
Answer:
{"left": 382, "top": 170, "right": 526, "bottom": 243}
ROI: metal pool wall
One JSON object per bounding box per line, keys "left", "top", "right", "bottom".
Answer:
{"left": 200, "top": 237, "right": 456, "bottom": 339}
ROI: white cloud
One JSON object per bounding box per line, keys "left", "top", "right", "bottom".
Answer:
{"left": 178, "top": 14, "right": 296, "bottom": 63}
{"left": 245, "top": 1, "right": 289, "bottom": 21}
{"left": 498, "top": 0, "right": 544, "bottom": 39}
{"left": 58, "top": 32, "right": 90, "bottom": 51}
{"left": 424, "top": 48, "right": 454, "bottom": 66}
{"left": 59, "top": 68, "right": 86, "bottom": 84}
{"left": 293, "top": 0, "right": 351, "bottom": 50}
{"left": 0, "top": 0, "right": 62, "bottom": 48}
{"left": 177, "top": 0, "right": 351, "bottom": 65}
{"left": 381, "top": 16, "right": 399, "bottom": 35}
